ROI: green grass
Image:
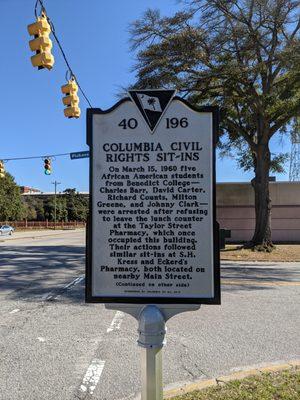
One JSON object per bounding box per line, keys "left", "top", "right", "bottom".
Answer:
{"left": 171, "top": 370, "right": 300, "bottom": 400}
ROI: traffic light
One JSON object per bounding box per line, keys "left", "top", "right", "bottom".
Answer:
{"left": 61, "top": 78, "right": 81, "bottom": 118}
{"left": 27, "top": 12, "right": 54, "bottom": 70}
{"left": 44, "top": 158, "right": 51, "bottom": 175}
{"left": 0, "top": 161, "right": 5, "bottom": 178}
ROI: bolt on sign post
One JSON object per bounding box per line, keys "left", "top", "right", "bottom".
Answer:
{"left": 86, "top": 90, "right": 220, "bottom": 400}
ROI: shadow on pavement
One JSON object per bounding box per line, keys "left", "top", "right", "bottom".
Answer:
{"left": 0, "top": 245, "right": 85, "bottom": 302}
{"left": 1, "top": 246, "right": 299, "bottom": 302}
{"left": 222, "top": 265, "right": 299, "bottom": 281}
{"left": 221, "top": 264, "right": 299, "bottom": 292}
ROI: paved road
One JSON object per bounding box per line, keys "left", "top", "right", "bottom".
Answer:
{"left": 0, "top": 230, "right": 299, "bottom": 400}
{"left": 0, "top": 228, "right": 79, "bottom": 242}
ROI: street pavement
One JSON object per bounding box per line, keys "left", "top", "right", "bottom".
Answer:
{"left": 0, "top": 230, "right": 299, "bottom": 400}
{"left": 0, "top": 228, "right": 79, "bottom": 242}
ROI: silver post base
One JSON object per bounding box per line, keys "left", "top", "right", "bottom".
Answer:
{"left": 138, "top": 305, "right": 165, "bottom": 400}
{"left": 105, "top": 303, "right": 200, "bottom": 400}
{"left": 141, "top": 347, "right": 163, "bottom": 400}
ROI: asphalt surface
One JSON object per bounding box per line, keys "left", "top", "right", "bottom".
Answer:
{"left": 0, "top": 230, "right": 299, "bottom": 400}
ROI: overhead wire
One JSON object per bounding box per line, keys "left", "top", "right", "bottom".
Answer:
{"left": 34, "top": 0, "right": 93, "bottom": 108}
{"left": 2, "top": 152, "right": 79, "bottom": 162}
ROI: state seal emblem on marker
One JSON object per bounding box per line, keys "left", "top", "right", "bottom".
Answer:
{"left": 128, "top": 90, "right": 176, "bottom": 133}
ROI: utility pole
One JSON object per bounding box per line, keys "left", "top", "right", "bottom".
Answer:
{"left": 51, "top": 181, "right": 61, "bottom": 230}
{"left": 289, "top": 118, "right": 300, "bottom": 181}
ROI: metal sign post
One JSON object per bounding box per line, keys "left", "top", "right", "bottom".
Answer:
{"left": 86, "top": 90, "right": 220, "bottom": 399}
{"left": 106, "top": 303, "right": 200, "bottom": 400}
{"left": 139, "top": 306, "right": 165, "bottom": 400}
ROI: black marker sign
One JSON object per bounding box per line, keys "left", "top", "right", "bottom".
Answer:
{"left": 86, "top": 91, "right": 220, "bottom": 304}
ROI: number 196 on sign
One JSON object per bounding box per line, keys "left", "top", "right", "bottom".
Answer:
{"left": 166, "top": 117, "right": 188, "bottom": 129}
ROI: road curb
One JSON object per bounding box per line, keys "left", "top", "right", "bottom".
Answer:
{"left": 163, "top": 359, "right": 300, "bottom": 398}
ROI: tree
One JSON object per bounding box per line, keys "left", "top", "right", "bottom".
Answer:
{"left": 129, "top": 0, "right": 300, "bottom": 250}
{"left": 57, "top": 196, "right": 68, "bottom": 222}
{"left": 0, "top": 173, "right": 24, "bottom": 220}
{"left": 43, "top": 196, "right": 67, "bottom": 222}
{"left": 21, "top": 190, "right": 89, "bottom": 222}
{"left": 43, "top": 197, "right": 55, "bottom": 221}
{"left": 21, "top": 200, "right": 37, "bottom": 220}
{"left": 22, "top": 196, "right": 45, "bottom": 220}
{"left": 63, "top": 188, "right": 88, "bottom": 221}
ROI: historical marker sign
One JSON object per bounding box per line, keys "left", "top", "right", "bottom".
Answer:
{"left": 86, "top": 91, "right": 220, "bottom": 304}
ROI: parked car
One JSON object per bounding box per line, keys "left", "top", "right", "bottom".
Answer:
{"left": 0, "top": 225, "right": 14, "bottom": 235}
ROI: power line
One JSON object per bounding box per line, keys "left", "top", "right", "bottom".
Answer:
{"left": 34, "top": 0, "right": 93, "bottom": 108}
{"left": 2, "top": 152, "right": 72, "bottom": 162}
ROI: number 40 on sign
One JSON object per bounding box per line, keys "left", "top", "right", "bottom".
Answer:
{"left": 118, "top": 117, "right": 189, "bottom": 130}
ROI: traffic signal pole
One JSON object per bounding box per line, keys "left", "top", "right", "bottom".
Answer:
{"left": 51, "top": 181, "right": 61, "bottom": 229}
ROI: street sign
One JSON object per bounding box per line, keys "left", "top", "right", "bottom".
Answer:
{"left": 70, "top": 151, "right": 90, "bottom": 160}
{"left": 86, "top": 90, "right": 220, "bottom": 304}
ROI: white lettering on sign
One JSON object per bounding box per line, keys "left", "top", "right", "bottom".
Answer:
{"left": 88, "top": 96, "right": 219, "bottom": 302}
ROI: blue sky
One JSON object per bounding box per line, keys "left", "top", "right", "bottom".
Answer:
{"left": 0, "top": 0, "right": 291, "bottom": 192}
